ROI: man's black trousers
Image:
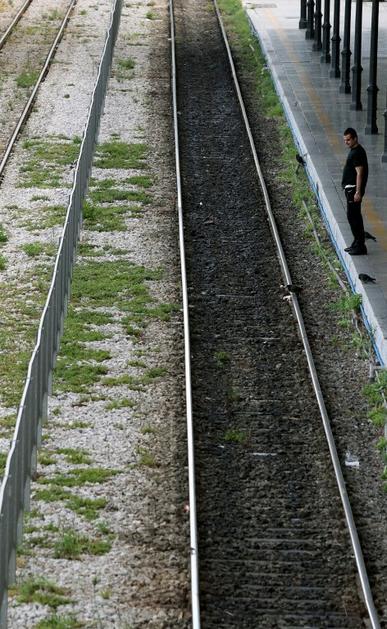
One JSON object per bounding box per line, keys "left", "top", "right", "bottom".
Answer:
{"left": 345, "top": 192, "right": 365, "bottom": 246}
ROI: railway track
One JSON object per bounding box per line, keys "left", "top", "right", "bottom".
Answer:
{"left": 0, "top": 0, "right": 131, "bottom": 500}
{"left": 0, "top": 0, "right": 76, "bottom": 173}
{"left": 170, "top": 0, "right": 382, "bottom": 626}
{"left": 0, "top": 0, "right": 34, "bottom": 51}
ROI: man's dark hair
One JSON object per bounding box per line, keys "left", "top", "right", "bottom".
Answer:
{"left": 343, "top": 127, "right": 357, "bottom": 139}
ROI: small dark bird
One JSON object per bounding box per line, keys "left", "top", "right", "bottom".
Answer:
{"left": 364, "top": 231, "right": 377, "bottom": 242}
{"left": 295, "top": 153, "right": 306, "bottom": 173}
{"left": 286, "top": 284, "right": 302, "bottom": 294}
{"left": 359, "top": 273, "right": 376, "bottom": 284}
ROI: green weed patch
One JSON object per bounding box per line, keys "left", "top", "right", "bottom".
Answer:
{"left": 35, "top": 614, "right": 83, "bottom": 629}
{"left": 0, "top": 452, "right": 7, "bottom": 478}
{"left": 38, "top": 467, "right": 119, "bottom": 488}
{"left": 20, "top": 137, "right": 80, "bottom": 188}
{"left": 0, "top": 224, "right": 7, "bottom": 243}
{"left": 34, "top": 484, "right": 106, "bottom": 521}
{"left": 53, "top": 260, "right": 170, "bottom": 393}
{"left": 82, "top": 201, "right": 136, "bottom": 231}
{"left": 13, "top": 578, "right": 71, "bottom": 609}
{"left": 224, "top": 428, "right": 247, "bottom": 443}
{"left": 16, "top": 71, "right": 39, "bottom": 89}
{"left": 56, "top": 448, "right": 92, "bottom": 465}
{"left": 65, "top": 495, "right": 107, "bottom": 521}
{"left": 71, "top": 260, "right": 162, "bottom": 309}
{"left": 105, "top": 398, "right": 136, "bottom": 410}
{"left": 34, "top": 486, "right": 73, "bottom": 503}
{"left": 53, "top": 528, "right": 111, "bottom": 559}
{"left": 118, "top": 57, "right": 135, "bottom": 70}
{"left": 93, "top": 141, "right": 147, "bottom": 169}
{"left": 88, "top": 187, "right": 151, "bottom": 204}
{"left": 53, "top": 305, "right": 111, "bottom": 393}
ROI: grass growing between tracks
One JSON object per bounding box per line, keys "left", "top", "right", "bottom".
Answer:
{"left": 21, "top": 205, "right": 68, "bottom": 231}
{"left": 53, "top": 256, "right": 174, "bottom": 394}
{"left": 0, "top": 223, "right": 8, "bottom": 243}
{"left": 17, "top": 523, "right": 112, "bottom": 560}
{"left": 34, "top": 614, "right": 83, "bottom": 629}
{"left": 10, "top": 578, "right": 71, "bottom": 609}
{"left": 363, "top": 371, "right": 387, "bottom": 479}
{"left": 93, "top": 140, "right": 148, "bottom": 169}
{"left": 83, "top": 147, "right": 153, "bottom": 229}
{"left": 20, "top": 136, "right": 81, "bottom": 188}
{"left": 0, "top": 134, "right": 171, "bottom": 422}
{"left": 0, "top": 134, "right": 85, "bottom": 479}
{"left": 18, "top": 134, "right": 178, "bottom": 593}
{"left": 218, "top": 0, "right": 386, "bottom": 476}
{"left": 53, "top": 528, "right": 112, "bottom": 559}
{"left": 16, "top": 71, "right": 39, "bottom": 89}
{"left": 224, "top": 428, "right": 247, "bottom": 444}
{"left": 116, "top": 57, "right": 136, "bottom": 81}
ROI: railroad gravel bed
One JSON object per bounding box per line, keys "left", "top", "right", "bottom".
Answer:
{"left": 5, "top": 0, "right": 189, "bottom": 627}
{"left": 0, "top": 0, "right": 117, "bottom": 421}
{"left": 0, "top": 0, "right": 77, "bottom": 154}
{"left": 175, "top": 0, "right": 387, "bottom": 626}
{"left": 1, "top": 0, "right": 386, "bottom": 626}
{"left": 0, "top": 0, "right": 28, "bottom": 31}
{"left": 232, "top": 13, "right": 387, "bottom": 622}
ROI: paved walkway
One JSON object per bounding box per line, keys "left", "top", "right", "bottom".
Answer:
{"left": 243, "top": 0, "right": 387, "bottom": 365}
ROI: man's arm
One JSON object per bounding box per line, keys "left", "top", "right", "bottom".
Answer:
{"left": 354, "top": 165, "right": 364, "bottom": 202}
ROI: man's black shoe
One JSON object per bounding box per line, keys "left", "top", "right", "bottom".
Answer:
{"left": 348, "top": 245, "right": 367, "bottom": 255}
{"left": 345, "top": 240, "right": 357, "bottom": 252}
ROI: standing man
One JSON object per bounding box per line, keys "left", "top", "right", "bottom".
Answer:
{"left": 342, "top": 127, "right": 368, "bottom": 255}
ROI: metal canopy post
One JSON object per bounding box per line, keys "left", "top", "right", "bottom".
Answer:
{"left": 321, "top": 0, "right": 331, "bottom": 62}
{"left": 350, "top": 0, "right": 363, "bottom": 110}
{"left": 330, "top": 0, "right": 340, "bottom": 77}
{"left": 365, "top": 0, "right": 379, "bottom": 134}
{"left": 313, "top": 0, "right": 322, "bottom": 49}
{"left": 340, "top": 0, "right": 351, "bottom": 92}
{"left": 300, "top": 0, "right": 307, "bottom": 28}
{"left": 306, "top": 0, "right": 315, "bottom": 39}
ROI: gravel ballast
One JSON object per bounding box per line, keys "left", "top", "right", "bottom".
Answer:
{"left": 5, "top": 1, "right": 189, "bottom": 627}
{"left": 1, "top": 0, "right": 386, "bottom": 626}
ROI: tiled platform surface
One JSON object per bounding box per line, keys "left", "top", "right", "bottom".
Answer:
{"left": 243, "top": 0, "right": 387, "bottom": 365}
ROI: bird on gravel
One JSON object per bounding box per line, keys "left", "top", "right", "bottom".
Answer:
{"left": 281, "top": 284, "right": 302, "bottom": 302}
{"left": 295, "top": 153, "right": 306, "bottom": 173}
{"left": 285, "top": 283, "right": 302, "bottom": 294}
{"left": 359, "top": 273, "right": 376, "bottom": 284}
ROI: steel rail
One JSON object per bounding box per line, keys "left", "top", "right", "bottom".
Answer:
{"left": 0, "top": 0, "right": 34, "bottom": 51}
{"left": 169, "top": 0, "right": 201, "bottom": 627}
{"left": 0, "top": 0, "right": 78, "bottom": 179}
{"left": 213, "top": 1, "right": 380, "bottom": 626}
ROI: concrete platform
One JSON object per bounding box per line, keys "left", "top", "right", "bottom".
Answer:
{"left": 243, "top": 0, "right": 387, "bottom": 365}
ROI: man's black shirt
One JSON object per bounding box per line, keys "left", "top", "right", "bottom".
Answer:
{"left": 342, "top": 144, "right": 368, "bottom": 195}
